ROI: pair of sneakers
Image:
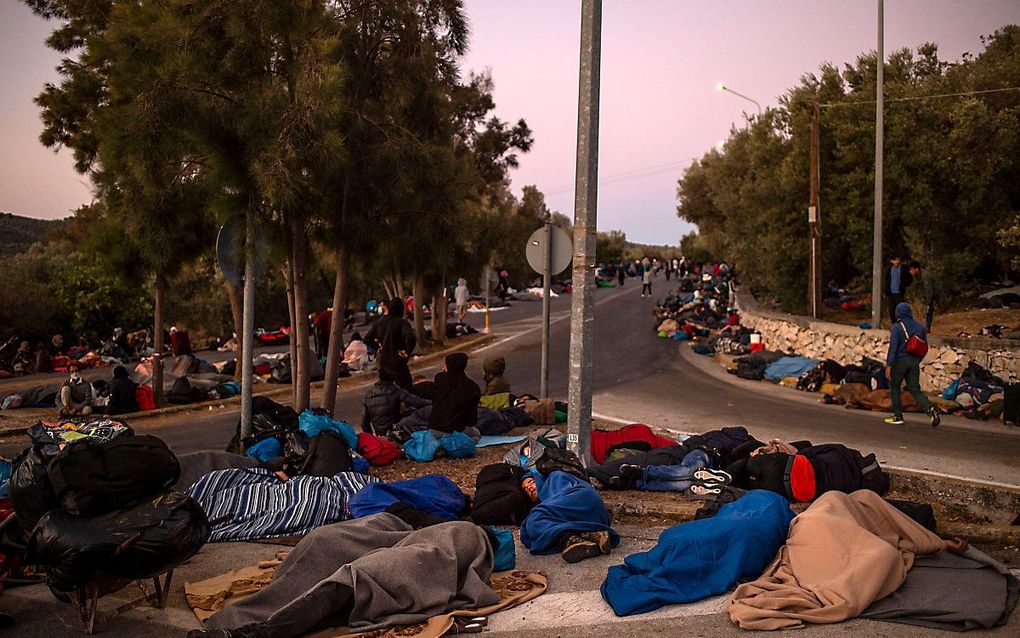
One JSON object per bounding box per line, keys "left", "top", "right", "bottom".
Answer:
{"left": 561, "top": 530, "right": 611, "bottom": 563}
{"left": 688, "top": 467, "right": 733, "bottom": 499}
{"left": 884, "top": 408, "right": 941, "bottom": 428}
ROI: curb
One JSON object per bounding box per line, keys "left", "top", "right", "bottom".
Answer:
{"left": 0, "top": 333, "right": 496, "bottom": 438}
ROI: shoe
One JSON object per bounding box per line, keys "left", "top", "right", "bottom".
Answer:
{"left": 928, "top": 408, "right": 941, "bottom": 428}
{"left": 693, "top": 468, "right": 732, "bottom": 486}
{"left": 884, "top": 416, "right": 905, "bottom": 425}
{"left": 579, "top": 530, "right": 611, "bottom": 555}
{"left": 561, "top": 534, "right": 602, "bottom": 563}
{"left": 688, "top": 484, "right": 723, "bottom": 500}
{"left": 618, "top": 464, "right": 644, "bottom": 481}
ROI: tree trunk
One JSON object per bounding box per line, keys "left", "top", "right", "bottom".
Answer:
{"left": 291, "top": 223, "right": 311, "bottom": 412}
{"left": 412, "top": 274, "right": 426, "bottom": 351}
{"left": 320, "top": 245, "right": 349, "bottom": 414}
{"left": 431, "top": 282, "right": 447, "bottom": 348}
{"left": 283, "top": 262, "right": 298, "bottom": 402}
{"left": 383, "top": 280, "right": 394, "bottom": 301}
{"left": 225, "top": 280, "right": 244, "bottom": 380}
{"left": 152, "top": 271, "right": 166, "bottom": 407}
{"left": 394, "top": 266, "right": 405, "bottom": 299}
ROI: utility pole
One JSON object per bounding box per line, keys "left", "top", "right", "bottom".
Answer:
{"left": 567, "top": 0, "right": 601, "bottom": 464}
{"left": 871, "top": 0, "right": 885, "bottom": 328}
{"left": 809, "top": 100, "right": 822, "bottom": 319}
{"left": 239, "top": 213, "right": 257, "bottom": 439}
{"left": 540, "top": 219, "right": 552, "bottom": 398}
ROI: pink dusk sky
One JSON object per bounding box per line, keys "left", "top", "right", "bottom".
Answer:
{"left": 1, "top": 1, "right": 1017, "bottom": 244}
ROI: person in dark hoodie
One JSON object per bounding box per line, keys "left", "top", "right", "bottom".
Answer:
{"left": 361, "top": 369, "right": 431, "bottom": 437}
{"left": 482, "top": 356, "right": 510, "bottom": 395}
{"left": 428, "top": 352, "right": 481, "bottom": 439}
{"left": 106, "top": 365, "right": 139, "bottom": 415}
{"left": 885, "top": 302, "right": 938, "bottom": 427}
{"left": 364, "top": 297, "right": 417, "bottom": 390}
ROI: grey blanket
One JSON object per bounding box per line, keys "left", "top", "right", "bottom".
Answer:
{"left": 862, "top": 547, "right": 1020, "bottom": 631}
{"left": 206, "top": 513, "right": 498, "bottom": 633}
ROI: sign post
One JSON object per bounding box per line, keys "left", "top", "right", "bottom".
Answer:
{"left": 526, "top": 224, "right": 572, "bottom": 399}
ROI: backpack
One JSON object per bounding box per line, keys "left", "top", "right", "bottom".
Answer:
{"left": 299, "top": 431, "right": 354, "bottom": 477}
{"left": 46, "top": 434, "right": 180, "bottom": 516}
{"left": 1004, "top": 383, "right": 1020, "bottom": 425}
{"left": 357, "top": 432, "right": 403, "bottom": 467}
{"left": 534, "top": 447, "right": 587, "bottom": 480}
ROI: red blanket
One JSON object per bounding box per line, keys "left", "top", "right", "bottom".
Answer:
{"left": 590, "top": 424, "right": 676, "bottom": 464}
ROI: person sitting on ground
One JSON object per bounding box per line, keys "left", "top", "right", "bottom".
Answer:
{"left": 410, "top": 374, "right": 435, "bottom": 401}
{"left": 482, "top": 356, "right": 511, "bottom": 396}
{"left": 342, "top": 331, "right": 369, "bottom": 371}
{"left": 361, "top": 370, "right": 431, "bottom": 437}
{"left": 106, "top": 365, "right": 139, "bottom": 416}
{"left": 428, "top": 352, "right": 481, "bottom": 440}
{"left": 884, "top": 302, "right": 939, "bottom": 427}
{"left": 58, "top": 363, "right": 93, "bottom": 416}
{"left": 12, "top": 341, "right": 34, "bottom": 374}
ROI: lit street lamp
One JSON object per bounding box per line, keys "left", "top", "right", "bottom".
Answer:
{"left": 716, "top": 82, "right": 762, "bottom": 115}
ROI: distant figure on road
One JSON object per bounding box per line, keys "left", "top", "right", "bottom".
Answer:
{"left": 497, "top": 269, "right": 510, "bottom": 301}
{"left": 909, "top": 261, "right": 937, "bottom": 332}
{"left": 365, "top": 298, "right": 417, "bottom": 390}
{"left": 883, "top": 255, "right": 912, "bottom": 324}
{"left": 312, "top": 308, "right": 332, "bottom": 357}
{"left": 58, "top": 362, "right": 93, "bottom": 416}
{"left": 617, "top": 263, "right": 625, "bottom": 286}
{"left": 884, "top": 302, "right": 938, "bottom": 427}
{"left": 641, "top": 265, "right": 653, "bottom": 298}
{"left": 454, "top": 278, "right": 470, "bottom": 322}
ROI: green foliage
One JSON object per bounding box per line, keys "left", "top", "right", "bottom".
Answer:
{"left": 999, "top": 214, "right": 1020, "bottom": 270}
{"left": 680, "top": 231, "right": 712, "bottom": 264}
{"left": 596, "top": 230, "right": 627, "bottom": 265}
{"left": 677, "top": 26, "right": 1020, "bottom": 312}
{"left": 0, "top": 212, "right": 69, "bottom": 260}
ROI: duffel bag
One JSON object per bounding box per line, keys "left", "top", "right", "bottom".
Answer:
{"left": 28, "top": 490, "right": 209, "bottom": 591}
{"left": 46, "top": 434, "right": 180, "bottom": 516}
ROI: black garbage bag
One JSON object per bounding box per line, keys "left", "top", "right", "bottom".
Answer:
{"left": 46, "top": 434, "right": 181, "bottom": 516}
{"left": 28, "top": 491, "right": 209, "bottom": 592}
{"left": 9, "top": 447, "right": 60, "bottom": 531}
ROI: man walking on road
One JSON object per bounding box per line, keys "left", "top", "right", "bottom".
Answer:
{"left": 454, "top": 278, "right": 469, "bottom": 322}
{"left": 884, "top": 302, "right": 939, "bottom": 427}
{"left": 641, "top": 265, "right": 653, "bottom": 298}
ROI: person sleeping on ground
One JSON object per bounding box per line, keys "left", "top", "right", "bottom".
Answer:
{"left": 716, "top": 442, "right": 889, "bottom": 503}
{"left": 187, "top": 514, "right": 501, "bottom": 638}
{"left": 519, "top": 469, "right": 620, "bottom": 563}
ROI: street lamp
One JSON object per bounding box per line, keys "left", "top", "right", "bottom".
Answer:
{"left": 716, "top": 82, "right": 762, "bottom": 115}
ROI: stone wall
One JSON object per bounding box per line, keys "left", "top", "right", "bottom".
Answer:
{"left": 735, "top": 288, "right": 1019, "bottom": 392}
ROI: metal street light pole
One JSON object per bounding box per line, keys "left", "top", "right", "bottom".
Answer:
{"left": 716, "top": 82, "right": 763, "bottom": 115}
{"left": 567, "top": 0, "right": 602, "bottom": 465}
{"left": 871, "top": 0, "right": 885, "bottom": 329}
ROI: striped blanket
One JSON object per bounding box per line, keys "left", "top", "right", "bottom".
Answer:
{"left": 187, "top": 467, "right": 379, "bottom": 542}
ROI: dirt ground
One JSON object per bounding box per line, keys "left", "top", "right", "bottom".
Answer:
{"left": 822, "top": 305, "right": 1019, "bottom": 337}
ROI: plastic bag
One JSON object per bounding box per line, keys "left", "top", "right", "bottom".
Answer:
{"left": 28, "top": 490, "right": 209, "bottom": 591}
{"left": 246, "top": 438, "right": 282, "bottom": 462}
{"left": 297, "top": 410, "right": 358, "bottom": 449}
{"left": 9, "top": 448, "right": 59, "bottom": 531}
{"left": 438, "top": 431, "right": 477, "bottom": 459}
{"left": 490, "top": 527, "right": 516, "bottom": 571}
{"left": 404, "top": 430, "right": 440, "bottom": 463}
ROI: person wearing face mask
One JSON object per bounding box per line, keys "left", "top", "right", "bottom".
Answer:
{"left": 58, "top": 362, "right": 93, "bottom": 416}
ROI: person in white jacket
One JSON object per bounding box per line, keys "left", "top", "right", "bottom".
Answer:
{"left": 454, "top": 278, "right": 470, "bottom": 322}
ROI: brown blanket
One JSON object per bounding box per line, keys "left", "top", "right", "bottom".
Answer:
{"left": 728, "top": 489, "right": 944, "bottom": 630}
{"left": 833, "top": 383, "right": 921, "bottom": 412}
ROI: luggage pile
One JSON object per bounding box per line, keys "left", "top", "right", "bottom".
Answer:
{"left": 8, "top": 417, "right": 209, "bottom": 608}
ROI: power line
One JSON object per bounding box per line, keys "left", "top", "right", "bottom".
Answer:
{"left": 543, "top": 158, "right": 695, "bottom": 195}
{"left": 820, "top": 86, "right": 1020, "bottom": 109}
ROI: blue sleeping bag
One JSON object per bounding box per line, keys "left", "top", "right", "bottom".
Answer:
{"left": 763, "top": 356, "right": 819, "bottom": 381}
{"left": 600, "top": 490, "right": 793, "bottom": 616}
{"left": 520, "top": 471, "right": 619, "bottom": 555}
{"left": 298, "top": 411, "right": 359, "bottom": 449}
{"left": 347, "top": 474, "right": 467, "bottom": 520}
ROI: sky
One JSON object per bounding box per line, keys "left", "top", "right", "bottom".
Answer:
{"left": 1, "top": 1, "right": 1018, "bottom": 245}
